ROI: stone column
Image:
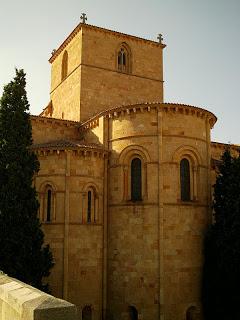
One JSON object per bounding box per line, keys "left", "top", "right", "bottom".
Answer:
{"left": 63, "top": 150, "right": 71, "bottom": 300}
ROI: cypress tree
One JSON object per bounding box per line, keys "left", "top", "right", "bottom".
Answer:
{"left": 0, "top": 69, "right": 54, "bottom": 291}
{"left": 202, "top": 148, "right": 240, "bottom": 320}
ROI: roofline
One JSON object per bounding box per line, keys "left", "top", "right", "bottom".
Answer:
{"left": 31, "top": 144, "right": 107, "bottom": 152}
{"left": 211, "top": 141, "right": 240, "bottom": 150}
{"left": 31, "top": 143, "right": 108, "bottom": 156}
{"left": 30, "top": 115, "right": 80, "bottom": 126}
{"left": 49, "top": 23, "right": 166, "bottom": 63}
{"left": 79, "top": 102, "right": 217, "bottom": 129}
{"left": 49, "top": 23, "right": 82, "bottom": 63}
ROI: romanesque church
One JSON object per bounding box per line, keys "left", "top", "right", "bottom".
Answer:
{"left": 30, "top": 19, "right": 239, "bottom": 320}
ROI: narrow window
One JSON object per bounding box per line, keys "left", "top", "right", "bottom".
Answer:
{"left": 117, "top": 45, "right": 130, "bottom": 72}
{"left": 131, "top": 158, "right": 142, "bottom": 201}
{"left": 87, "top": 190, "right": 92, "bottom": 223}
{"left": 128, "top": 306, "right": 138, "bottom": 320}
{"left": 61, "top": 51, "right": 68, "bottom": 80}
{"left": 122, "top": 51, "right": 126, "bottom": 66}
{"left": 180, "top": 158, "right": 190, "bottom": 201}
{"left": 118, "top": 49, "right": 125, "bottom": 70}
{"left": 118, "top": 51, "right": 122, "bottom": 66}
{"left": 82, "top": 305, "right": 92, "bottom": 320}
{"left": 46, "top": 189, "right": 52, "bottom": 222}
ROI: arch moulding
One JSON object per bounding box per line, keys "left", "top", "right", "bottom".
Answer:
{"left": 118, "top": 144, "right": 151, "bottom": 165}
{"left": 172, "top": 145, "right": 202, "bottom": 166}
{"left": 39, "top": 180, "right": 57, "bottom": 193}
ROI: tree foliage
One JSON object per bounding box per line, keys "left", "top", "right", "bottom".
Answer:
{"left": 202, "top": 148, "right": 240, "bottom": 320}
{"left": 0, "top": 69, "right": 54, "bottom": 291}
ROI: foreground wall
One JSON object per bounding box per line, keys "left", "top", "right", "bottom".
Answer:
{"left": 0, "top": 273, "right": 77, "bottom": 320}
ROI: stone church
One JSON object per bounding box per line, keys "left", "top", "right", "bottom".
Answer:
{"left": 30, "top": 20, "right": 238, "bottom": 320}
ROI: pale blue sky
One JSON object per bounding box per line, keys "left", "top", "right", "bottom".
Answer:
{"left": 0, "top": 0, "right": 239, "bottom": 144}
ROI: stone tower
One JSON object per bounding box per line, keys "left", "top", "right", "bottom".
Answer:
{"left": 43, "top": 23, "right": 165, "bottom": 121}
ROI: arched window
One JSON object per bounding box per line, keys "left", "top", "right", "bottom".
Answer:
{"left": 61, "top": 50, "right": 68, "bottom": 80}
{"left": 180, "top": 158, "right": 191, "bottom": 201}
{"left": 118, "top": 49, "right": 126, "bottom": 69}
{"left": 131, "top": 158, "right": 142, "bottom": 201}
{"left": 45, "top": 185, "right": 54, "bottom": 222}
{"left": 128, "top": 306, "right": 138, "bottom": 320}
{"left": 47, "top": 189, "right": 52, "bottom": 222}
{"left": 117, "top": 44, "right": 131, "bottom": 73}
{"left": 82, "top": 305, "right": 92, "bottom": 320}
{"left": 39, "top": 182, "right": 56, "bottom": 223}
{"left": 186, "top": 306, "right": 198, "bottom": 320}
{"left": 86, "top": 188, "right": 97, "bottom": 223}
{"left": 87, "top": 190, "right": 92, "bottom": 223}
{"left": 119, "top": 145, "right": 150, "bottom": 202}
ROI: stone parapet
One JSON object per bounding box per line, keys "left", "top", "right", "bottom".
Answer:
{"left": 0, "top": 273, "right": 77, "bottom": 320}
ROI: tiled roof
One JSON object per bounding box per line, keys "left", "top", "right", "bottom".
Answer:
{"left": 31, "top": 139, "right": 105, "bottom": 151}
{"left": 30, "top": 115, "right": 80, "bottom": 125}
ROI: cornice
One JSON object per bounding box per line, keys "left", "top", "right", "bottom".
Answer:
{"left": 81, "top": 24, "right": 166, "bottom": 47}
{"left": 33, "top": 145, "right": 107, "bottom": 158}
{"left": 31, "top": 138, "right": 107, "bottom": 161}
{"left": 211, "top": 141, "right": 240, "bottom": 152}
{"left": 49, "top": 23, "right": 166, "bottom": 64}
{"left": 31, "top": 115, "right": 80, "bottom": 127}
{"left": 79, "top": 102, "right": 217, "bottom": 131}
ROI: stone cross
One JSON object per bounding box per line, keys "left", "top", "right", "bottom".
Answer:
{"left": 80, "top": 13, "right": 87, "bottom": 24}
{"left": 157, "top": 34, "right": 163, "bottom": 44}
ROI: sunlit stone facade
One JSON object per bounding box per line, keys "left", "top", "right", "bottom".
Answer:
{"left": 31, "top": 22, "right": 239, "bottom": 320}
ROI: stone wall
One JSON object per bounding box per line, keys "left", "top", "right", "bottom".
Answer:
{"left": 34, "top": 147, "right": 106, "bottom": 318}
{"left": 31, "top": 116, "right": 79, "bottom": 144}
{"left": 0, "top": 273, "right": 77, "bottom": 320}
{"left": 32, "top": 100, "right": 218, "bottom": 319}
{"left": 81, "top": 102, "right": 216, "bottom": 320}
{"left": 210, "top": 142, "right": 240, "bottom": 193}
{"left": 50, "top": 30, "right": 82, "bottom": 121}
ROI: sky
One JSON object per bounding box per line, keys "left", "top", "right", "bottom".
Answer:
{"left": 0, "top": 0, "right": 239, "bottom": 144}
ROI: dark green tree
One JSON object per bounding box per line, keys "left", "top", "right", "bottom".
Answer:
{"left": 202, "top": 148, "right": 240, "bottom": 320}
{"left": 0, "top": 69, "right": 54, "bottom": 291}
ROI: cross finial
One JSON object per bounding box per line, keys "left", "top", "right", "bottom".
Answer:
{"left": 80, "top": 13, "right": 87, "bottom": 24}
{"left": 157, "top": 34, "right": 163, "bottom": 44}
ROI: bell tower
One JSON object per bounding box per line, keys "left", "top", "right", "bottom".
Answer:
{"left": 44, "top": 19, "right": 166, "bottom": 121}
